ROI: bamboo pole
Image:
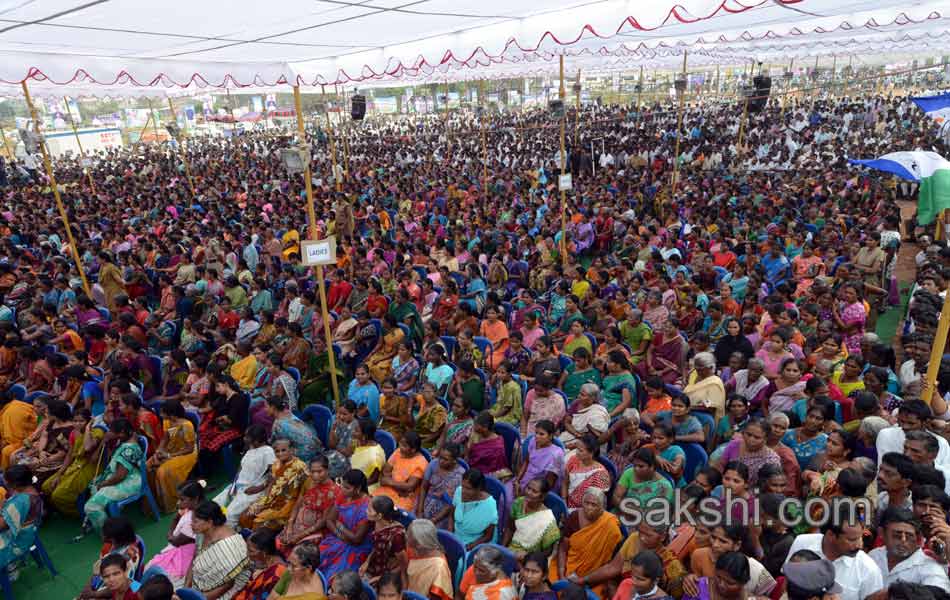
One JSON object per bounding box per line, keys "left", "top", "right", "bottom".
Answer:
{"left": 136, "top": 114, "right": 152, "bottom": 145}
{"left": 0, "top": 124, "right": 12, "bottom": 159}
{"left": 670, "top": 51, "right": 688, "bottom": 196}
{"left": 636, "top": 65, "right": 644, "bottom": 110}
{"left": 293, "top": 85, "right": 340, "bottom": 407}
{"left": 21, "top": 81, "right": 91, "bottom": 298}
{"left": 167, "top": 98, "right": 197, "bottom": 197}
{"left": 480, "top": 79, "right": 488, "bottom": 200}
{"left": 559, "top": 55, "right": 568, "bottom": 269}
{"left": 923, "top": 281, "right": 950, "bottom": 405}
{"left": 63, "top": 96, "right": 96, "bottom": 193}
{"left": 323, "top": 89, "right": 341, "bottom": 192}
{"left": 147, "top": 99, "right": 160, "bottom": 141}
{"left": 573, "top": 69, "right": 581, "bottom": 148}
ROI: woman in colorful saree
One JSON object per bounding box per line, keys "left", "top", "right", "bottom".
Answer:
{"left": 318, "top": 469, "right": 373, "bottom": 580}
{"left": 42, "top": 408, "right": 105, "bottom": 517}
{"left": 563, "top": 434, "right": 611, "bottom": 512}
{"left": 466, "top": 411, "right": 512, "bottom": 483}
{"left": 232, "top": 527, "right": 286, "bottom": 600}
{"left": 239, "top": 438, "right": 309, "bottom": 530}
{"left": 466, "top": 545, "right": 518, "bottom": 600}
{"left": 359, "top": 495, "right": 406, "bottom": 584}
{"left": 366, "top": 314, "right": 405, "bottom": 384}
{"left": 350, "top": 419, "right": 387, "bottom": 490}
{"left": 405, "top": 518, "right": 454, "bottom": 600}
{"left": 438, "top": 396, "right": 475, "bottom": 454}
{"left": 267, "top": 542, "right": 326, "bottom": 600}
{"left": 375, "top": 431, "right": 429, "bottom": 512}
{"left": 449, "top": 468, "right": 498, "bottom": 550}
{"left": 146, "top": 400, "right": 198, "bottom": 513}
{"left": 277, "top": 454, "right": 342, "bottom": 556}
{"left": 186, "top": 500, "right": 250, "bottom": 600}
{"left": 551, "top": 488, "right": 624, "bottom": 599}
{"left": 83, "top": 418, "right": 143, "bottom": 533}
{"left": 267, "top": 397, "right": 323, "bottom": 465}
{"left": 515, "top": 419, "right": 565, "bottom": 495}
{"left": 0, "top": 465, "right": 40, "bottom": 573}
{"left": 417, "top": 442, "right": 467, "bottom": 528}
{"left": 612, "top": 448, "right": 674, "bottom": 516}
{"left": 502, "top": 477, "right": 560, "bottom": 561}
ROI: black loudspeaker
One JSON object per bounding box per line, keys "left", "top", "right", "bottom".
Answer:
{"left": 351, "top": 95, "right": 366, "bottom": 120}
{"left": 749, "top": 75, "right": 771, "bottom": 112}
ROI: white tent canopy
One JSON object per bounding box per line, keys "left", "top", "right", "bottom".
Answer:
{"left": 0, "top": 0, "right": 948, "bottom": 90}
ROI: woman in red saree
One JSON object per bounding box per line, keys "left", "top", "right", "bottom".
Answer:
{"left": 234, "top": 528, "right": 287, "bottom": 600}
{"left": 120, "top": 395, "right": 163, "bottom": 457}
{"left": 644, "top": 319, "right": 687, "bottom": 385}
{"left": 277, "top": 455, "right": 342, "bottom": 556}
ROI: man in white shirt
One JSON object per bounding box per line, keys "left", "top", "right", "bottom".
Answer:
{"left": 784, "top": 507, "right": 884, "bottom": 600}
{"left": 868, "top": 506, "right": 950, "bottom": 592}
{"left": 904, "top": 430, "right": 950, "bottom": 495}
{"left": 878, "top": 400, "right": 950, "bottom": 472}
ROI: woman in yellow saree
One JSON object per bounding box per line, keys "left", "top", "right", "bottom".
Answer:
{"left": 364, "top": 314, "right": 404, "bottom": 384}
{"left": 42, "top": 409, "right": 105, "bottom": 517}
{"left": 147, "top": 401, "right": 198, "bottom": 513}
{"left": 282, "top": 229, "right": 301, "bottom": 261}
{"left": 550, "top": 488, "right": 623, "bottom": 599}
{"left": 240, "top": 438, "right": 309, "bottom": 529}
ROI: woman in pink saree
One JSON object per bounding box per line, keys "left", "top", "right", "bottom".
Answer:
{"left": 833, "top": 283, "right": 867, "bottom": 356}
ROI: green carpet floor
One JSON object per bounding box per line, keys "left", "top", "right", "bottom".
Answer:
{"left": 15, "top": 476, "right": 230, "bottom": 599}
{"left": 13, "top": 292, "right": 910, "bottom": 599}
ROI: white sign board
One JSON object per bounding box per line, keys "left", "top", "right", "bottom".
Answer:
{"left": 301, "top": 236, "right": 337, "bottom": 266}
{"left": 559, "top": 173, "right": 573, "bottom": 191}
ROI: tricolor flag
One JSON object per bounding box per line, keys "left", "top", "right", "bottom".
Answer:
{"left": 850, "top": 151, "right": 950, "bottom": 225}
{"left": 913, "top": 92, "right": 950, "bottom": 126}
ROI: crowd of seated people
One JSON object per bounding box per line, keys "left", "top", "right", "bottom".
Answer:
{"left": 2, "top": 89, "right": 950, "bottom": 600}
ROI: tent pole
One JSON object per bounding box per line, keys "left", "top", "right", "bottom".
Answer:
{"left": 0, "top": 124, "right": 12, "bottom": 159}
{"left": 480, "top": 80, "right": 488, "bottom": 201}
{"left": 294, "top": 84, "right": 340, "bottom": 407}
{"left": 559, "top": 55, "right": 568, "bottom": 270}
{"left": 671, "top": 51, "right": 688, "bottom": 197}
{"left": 22, "top": 81, "right": 91, "bottom": 298}
{"left": 136, "top": 114, "right": 152, "bottom": 145}
{"left": 923, "top": 282, "right": 950, "bottom": 405}
{"left": 147, "top": 99, "right": 160, "bottom": 142}
{"left": 324, "top": 88, "right": 340, "bottom": 193}
{"left": 63, "top": 96, "right": 96, "bottom": 194}
{"left": 636, "top": 65, "right": 644, "bottom": 111}
{"left": 167, "top": 98, "right": 196, "bottom": 197}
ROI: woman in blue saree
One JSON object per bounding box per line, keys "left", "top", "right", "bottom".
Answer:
{"left": 84, "top": 419, "right": 144, "bottom": 532}
{"left": 459, "top": 264, "right": 487, "bottom": 314}
{"left": 266, "top": 397, "right": 323, "bottom": 464}
{"left": 319, "top": 469, "right": 373, "bottom": 579}
{"left": 0, "top": 465, "right": 41, "bottom": 570}
{"left": 450, "top": 469, "right": 498, "bottom": 550}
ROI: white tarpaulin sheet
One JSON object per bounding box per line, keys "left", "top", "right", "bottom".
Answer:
{"left": 0, "top": 0, "right": 947, "bottom": 89}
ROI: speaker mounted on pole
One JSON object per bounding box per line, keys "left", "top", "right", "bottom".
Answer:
{"left": 351, "top": 95, "right": 366, "bottom": 120}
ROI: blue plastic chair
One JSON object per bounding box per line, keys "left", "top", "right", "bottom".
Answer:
{"left": 690, "top": 410, "right": 716, "bottom": 451}
{"left": 301, "top": 404, "right": 333, "bottom": 448}
{"left": 394, "top": 509, "right": 416, "bottom": 527}
{"left": 363, "top": 580, "right": 377, "bottom": 600}
{"left": 107, "top": 436, "right": 161, "bottom": 522}
{"left": 175, "top": 589, "right": 207, "bottom": 600}
{"left": 437, "top": 529, "right": 466, "bottom": 589}
{"left": 0, "top": 532, "right": 58, "bottom": 600}
{"left": 420, "top": 447, "right": 432, "bottom": 462}
{"left": 397, "top": 323, "right": 411, "bottom": 341}
{"left": 147, "top": 354, "right": 163, "bottom": 388}
{"left": 24, "top": 391, "right": 50, "bottom": 404}
{"left": 376, "top": 430, "right": 397, "bottom": 458}
{"left": 493, "top": 422, "right": 520, "bottom": 467}
{"left": 484, "top": 475, "right": 508, "bottom": 533}
{"left": 464, "top": 543, "right": 518, "bottom": 575}
{"left": 544, "top": 491, "right": 568, "bottom": 525}
{"left": 597, "top": 455, "right": 618, "bottom": 486}
{"left": 403, "top": 592, "right": 429, "bottom": 600}
{"left": 286, "top": 366, "right": 301, "bottom": 385}
{"left": 557, "top": 354, "right": 573, "bottom": 371}
{"left": 97, "top": 306, "right": 111, "bottom": 322}
{"left": 316, "top": 570, "right": 328, "bottom": 594}
{"left": 551, "top": 579, "right": 599, "bottom": 600}
{"left": 7, "top": 384, "right": 25, "bottom": 401}
{"left": 439, "top": 336, "right": 458, "bottom": 360}
{"left": 583, "top": 332, "right": 598, "bottom": 353}
{"left": 133, "top": 535, "right": 146, "bottom": 580}
{"left": 473, "top": 336, "right": 493, "bottom": 360}
{"left": 677, "top": 442, "right": 709, "bottom": 481}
